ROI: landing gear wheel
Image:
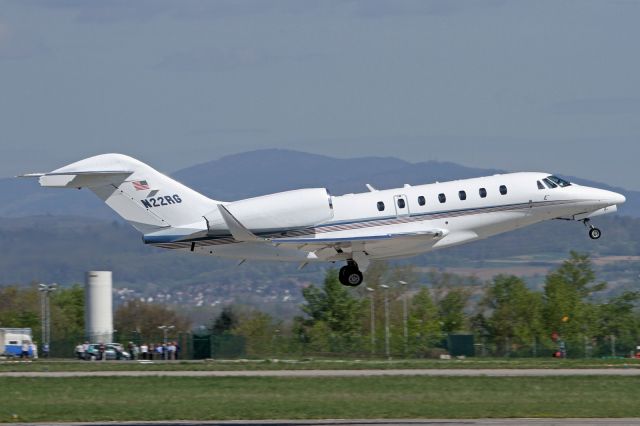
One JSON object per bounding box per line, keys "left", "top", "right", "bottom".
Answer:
{"left": 345, "top": 269, "right": 363, "bottom": 287}
{"left": 339, "top": 262, "right": 364, "bottom": 287}
{"left": 582, "top": 219, "right": 602, "bottom": 240}
{"left": 589, "top": 227, "right": 601, "bottom": 240}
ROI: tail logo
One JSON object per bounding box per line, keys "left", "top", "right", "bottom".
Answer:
{"left": 132, "top": 180, "right": 150, "bottom": 191}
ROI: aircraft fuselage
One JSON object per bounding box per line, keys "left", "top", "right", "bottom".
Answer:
{"left": 153, "top": 172, "right": 624, "bottom": 263}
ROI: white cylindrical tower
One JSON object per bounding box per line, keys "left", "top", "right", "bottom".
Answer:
{"left": 85, "top": 271, "right": 113, "bottom": 343}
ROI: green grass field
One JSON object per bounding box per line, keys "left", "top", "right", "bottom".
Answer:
{"left": 1, "top": 357, "right": 640, "bottom": 372}
{"left": 1, "top": 376, "right": 639, "bottom": 422}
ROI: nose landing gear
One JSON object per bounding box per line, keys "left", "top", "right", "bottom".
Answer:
{"left": 583, "top": 219, "right": 601, "bottom": 240}
{"left": 339, "top": 261, "right": 364, "bottom": 287}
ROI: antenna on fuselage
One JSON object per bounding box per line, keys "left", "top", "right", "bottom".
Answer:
{"left": 365, "top": 184, "right": 377, "bottom": 192}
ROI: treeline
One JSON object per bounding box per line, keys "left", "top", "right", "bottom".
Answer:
{"left": 0, "top": 285, "right": 193, "bottom": 357}
{"left": 2, "top": 252, "right": 639, "bottom": 358}
{"left": 0, "top": 284, "right": 85, "bottom": 352}
{"left": 205, "top": 252, "right": 640, "bottom": 358}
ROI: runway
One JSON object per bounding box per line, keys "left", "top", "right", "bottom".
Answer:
{"left": 7, "top": 419, "right": 640, "bottom": 426}
{"left": 1, "top": 368, "right": 640, "bottom": 377}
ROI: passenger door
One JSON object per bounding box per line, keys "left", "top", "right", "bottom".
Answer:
{"left": 393, "top": 194, "right": 410, "bottom": 217}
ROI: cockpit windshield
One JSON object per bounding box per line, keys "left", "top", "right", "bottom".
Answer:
{"left": 546, "top": 175, "right": 571, "bottom": 187}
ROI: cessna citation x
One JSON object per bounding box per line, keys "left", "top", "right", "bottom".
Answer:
{"left": 23, "top": 154, "right": 625, "bottom": 287}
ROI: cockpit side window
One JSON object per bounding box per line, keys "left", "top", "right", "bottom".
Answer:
{"left": 543, "top": 178, "right": 557, "bottom": 189}
{"left": 537, "top": 181, "right": 544, "bottom": 190}
{"left": 547, "top": 175, "right": 571, "bottom": 187}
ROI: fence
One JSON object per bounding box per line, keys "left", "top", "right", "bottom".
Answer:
{"left": 40, "top": 331, "right": 640, "bottom": 360}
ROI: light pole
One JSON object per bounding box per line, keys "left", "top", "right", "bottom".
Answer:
{"left": 399, "top": 280, "right": 408, "bottom": 355}
{"left": 39, "top": 284, "right": 46, "bottom": 348}
{"left": 158, "top": 325, "right": 175, "bottom": 360}
{"left": 380, "top": 284, "right": 390, "bottom": 359}
{"left": 38, "top": 283, "right": 57, "bottom": 357}
{"left": 366, "top": 287, "right": 375, "bottom": 355}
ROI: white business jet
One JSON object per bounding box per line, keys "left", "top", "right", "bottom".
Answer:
{"left": 22, "top": 154, "right": 625, "bottom": 287}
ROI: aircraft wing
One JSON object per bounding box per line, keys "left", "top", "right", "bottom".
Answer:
{"left": 272, "top": 230, "right": 445, "bottom": 245}
{"left": 215, "top": 203, "right": 447, "bottom": 262}
{"left": 269, "top": 231, "right": 447, "bottom": 261}
{"left": 217, "top": 204, "right": 266, "bottom": 242}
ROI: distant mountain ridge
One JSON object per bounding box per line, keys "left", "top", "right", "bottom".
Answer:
{"left": 1, "top": 149, "right": 637, "bottom": 218}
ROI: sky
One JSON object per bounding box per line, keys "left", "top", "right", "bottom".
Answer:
{"left": 1, "top": 0, "right": 639, "bottom": 189}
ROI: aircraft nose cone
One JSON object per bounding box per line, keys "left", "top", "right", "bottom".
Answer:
{"left": 613, "top": 192, "right": 626, "bottom": 205}
{"left": 602, "top": 190, "right": 626, "bottom": 205}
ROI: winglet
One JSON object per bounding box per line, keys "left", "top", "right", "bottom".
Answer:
{"left": 217, "top": 204, "right": 266, "bottom": 243}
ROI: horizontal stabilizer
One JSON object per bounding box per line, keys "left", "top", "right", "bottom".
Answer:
{"left": 21, "top": 171, "right": 133, "bottom": 189}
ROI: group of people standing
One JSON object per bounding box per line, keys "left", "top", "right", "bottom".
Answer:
{"left": 128, "top": 341, "right": 181, "bottom": 360}
{"left": 71, "top": 340, "right": 181, "bottom": 361}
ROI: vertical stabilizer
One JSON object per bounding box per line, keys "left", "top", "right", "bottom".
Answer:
{"left": 31, "top": 154, "right": 218, "bottom": 233}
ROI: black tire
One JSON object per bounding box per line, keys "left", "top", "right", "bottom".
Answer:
{"left": 589, "top": 227, "right": 601, "bottom": 240}
{"left": 338, "top": 265, "right": 349, "bottom": 285}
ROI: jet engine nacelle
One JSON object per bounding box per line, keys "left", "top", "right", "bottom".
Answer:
{"left": 204, "top": 188, "right": 334, "bottom": 234}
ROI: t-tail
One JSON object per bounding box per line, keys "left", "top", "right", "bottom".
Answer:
{"left": 21, "top": 154, "right": 218, "bottom": 236}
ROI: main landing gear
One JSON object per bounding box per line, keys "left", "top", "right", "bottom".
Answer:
{"left": 583, "top": 219, "right": 601, "bottom": 240}
{"left": 339, "top": 261, "right": 364, "bottom": 287}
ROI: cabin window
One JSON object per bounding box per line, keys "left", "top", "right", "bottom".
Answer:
{"left": 479, "top": 188, "right": 487, "bottom": 198}
{"left": 438, "top": 193, "right": 446, "bottom": 203}
{"left": 537, "top": 181, "right": 545, "bottom": 190}
{"left": 377, "top": 201, "right": 385, "bottom": 211}
{"left": 418, "top": 195, "right": 425, "bottom": 206}
{"left": 499, "top": 185, "right": 507, "bottom": 195}
{"left": 543, "top": 178, "right": 557, "bottom": 189}
{"left": 458, "top": 190, "right": 467, "bottom": 200}
{"left": 397, "top": 198, "right": 406, "bottom": 209}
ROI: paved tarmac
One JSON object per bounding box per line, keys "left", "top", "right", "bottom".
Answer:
{"left": 1, "top": 368, "right": 640, "bottom": 377}
{"left": 7, "top": 419, "right": 640, "bottom": 426}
